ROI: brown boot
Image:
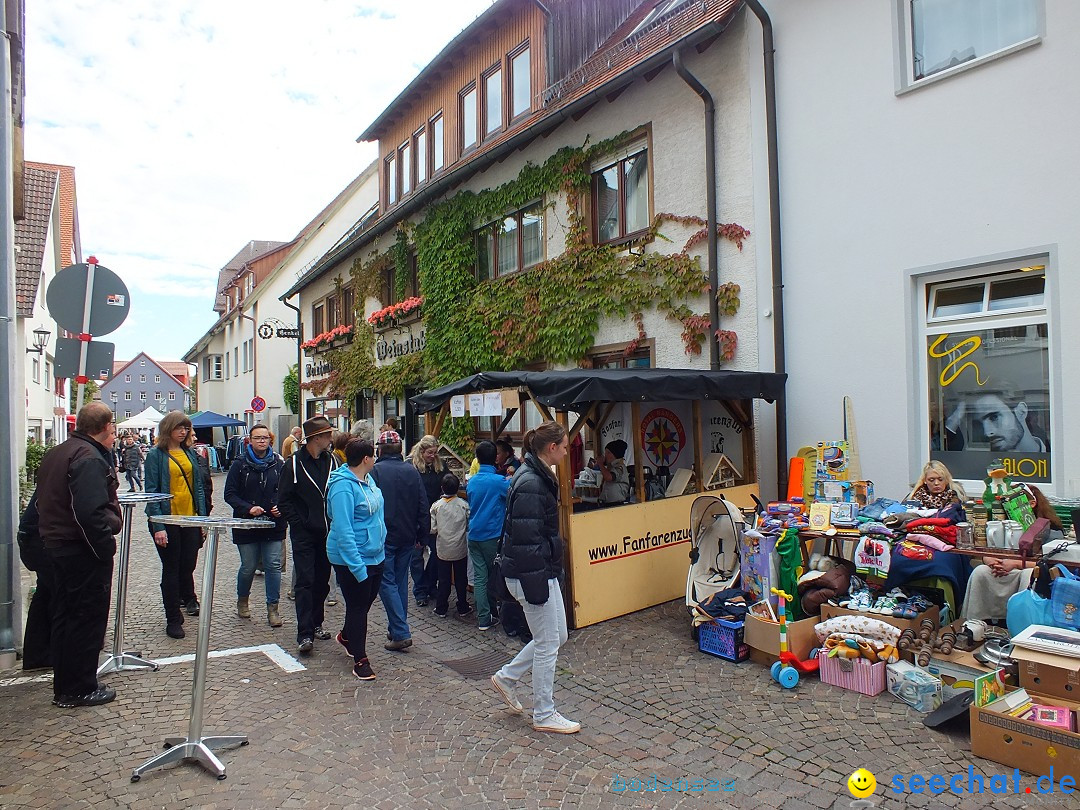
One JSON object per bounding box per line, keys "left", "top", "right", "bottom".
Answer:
{"left": 267, "top": 602, "right": 282, "bottom": 627}
{"left": 237, "top": 597, "right": 250, "bottom": 619}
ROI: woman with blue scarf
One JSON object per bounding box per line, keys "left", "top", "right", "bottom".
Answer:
{"left": 224, "top": 424, "right": 288, "bottom": 627}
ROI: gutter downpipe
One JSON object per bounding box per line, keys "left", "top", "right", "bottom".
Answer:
{"left": 282, "top": 295, "right": 303, "bottom": 423}
{"left": 672, "top": 48, "right": 720, "bottom": 372}
{"left": 742, "top": 0, "right": 788, "bottom": 497}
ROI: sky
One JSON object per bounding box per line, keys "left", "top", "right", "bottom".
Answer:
{"left": 25, "top": 0, "right": 493, "bottom": 366}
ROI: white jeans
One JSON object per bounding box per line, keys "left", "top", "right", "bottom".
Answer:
{"left": 497, "top": 577, "right": 568, "bottom": 722}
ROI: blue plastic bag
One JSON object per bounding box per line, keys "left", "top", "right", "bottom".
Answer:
{"left": 1007, "top": 578, "right": 1053, "bottom": 637}
{"left": 1050, "top": 566, "right": 1080, "bottom": 630}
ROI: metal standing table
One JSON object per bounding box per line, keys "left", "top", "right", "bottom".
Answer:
{"left": 131, "top": 514, "right": 273, "bottom": 782}
{"left": 98, "top": 492, "right": 173, "bottom": 676}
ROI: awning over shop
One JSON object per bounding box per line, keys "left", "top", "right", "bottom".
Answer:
{"left": 409, "top": 368, "right": 787, "bottom": 414}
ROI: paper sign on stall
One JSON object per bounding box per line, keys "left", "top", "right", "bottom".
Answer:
{"left": 467, "top": 394, "right": 484, "bottom": 415}
{"left": 484, "top": 392, "right": 503, "bottom": 416}
{"left": 450, "top": 395, "right": 466, "bottom": 417}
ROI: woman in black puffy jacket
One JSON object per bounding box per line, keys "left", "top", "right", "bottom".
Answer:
{"left": 490, "top": 421, "right": 580, "bottom": 735}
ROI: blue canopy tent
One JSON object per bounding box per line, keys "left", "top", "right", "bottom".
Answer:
{"left": 189, "top": 411, "right": 245, "bottom": 428}
{"left": 188, "top": 412, "right": 246, "bottom": 469}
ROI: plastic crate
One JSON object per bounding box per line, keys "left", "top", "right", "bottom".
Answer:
{"left": 698, "top": 618, "right": 748, "bottom": 662}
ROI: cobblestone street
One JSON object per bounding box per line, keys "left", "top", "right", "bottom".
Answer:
{"left": 0, "top": 476, "right": 1068, "bottom": 809}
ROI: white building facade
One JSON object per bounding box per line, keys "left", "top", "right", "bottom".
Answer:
{"left": 762, "top": 0, "right": 1077, "bottom": 497}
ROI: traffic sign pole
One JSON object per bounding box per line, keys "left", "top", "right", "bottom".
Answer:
{"left": 75, "top": 258, "right": 99, "bottom": 411}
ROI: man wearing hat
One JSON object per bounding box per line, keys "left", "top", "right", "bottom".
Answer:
{"left": 369, "top": 429, "right": 429, "bottom": 650}
{"left": 598, "top": 439, "right": 631, "bottom": 505}
{"left": 277, "top": 416, "right": 339, "bottom": 655}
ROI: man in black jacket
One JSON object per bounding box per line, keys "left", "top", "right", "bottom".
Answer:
{"left": 370, "top": 430, "right": 429, "bottom": 650}
{"left": 278, "top": 416, "right": 338, "bottom": 655}
{"left": 35, "top": 402, "right": 122, "bottom": 707}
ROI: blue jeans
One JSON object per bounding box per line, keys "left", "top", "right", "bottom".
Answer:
{"left": 497, "top": 578, "right": 568, "bottom": 723}
{"left": 237, "top": 541, "right": 282, "bottom": 604}
{"left": 379, "top": 543, "right": 413, "bottom": 641}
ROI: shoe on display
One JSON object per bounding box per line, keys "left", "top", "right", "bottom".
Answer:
{"left": 314, "top": 626, "right": 332, "bottom": 640}
{"left": 384, "top": 638, "right": 413, "bottom": 651}
{"left": 298, "top": 638, "right": 314, "bottom": 656}
{"left": 353, "top": 658, "right": 375, "bottom": 680}
{"left": 533, "top": 712, "right": 581, "bottom": 734}
{"left": 54, "top": 686, "right": 117, "bottom": 708}
{"left": 166, "top": 622, "right": 185, "bottom": 639}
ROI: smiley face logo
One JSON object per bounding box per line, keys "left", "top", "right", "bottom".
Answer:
{"left": 847, "top": 769, "right": 876, "bottom": 798}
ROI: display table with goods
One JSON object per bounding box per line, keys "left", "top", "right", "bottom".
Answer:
{"left": 687, "top": 439, "right": 1080, "bottom": 778}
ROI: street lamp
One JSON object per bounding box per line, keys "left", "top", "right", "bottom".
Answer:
{"left": 26, "top": 326, "right": 50, "bottom": 355}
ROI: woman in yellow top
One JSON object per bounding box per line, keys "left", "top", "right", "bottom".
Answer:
{"left": 145, "top": 411, "right": 208, "bottom": 639}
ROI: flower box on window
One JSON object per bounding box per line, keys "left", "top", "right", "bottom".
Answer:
{"left": 302, "top": 324, "right": 354, "bottom": 354}
{"left": 368, "top": 296, "right": 423, "bottom": 330}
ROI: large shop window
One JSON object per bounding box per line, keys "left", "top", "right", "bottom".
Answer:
{"left": 592, "top": 144, "right": 650, "bottom": 244}
{"left": 475, "top": 201, "right": 544, "bottom": 281}
{"left": 899, "top": 0, "right": 1041, "bottom": 89}
{"left": 923, "top": 261, "right": 1050, "bottom": 483}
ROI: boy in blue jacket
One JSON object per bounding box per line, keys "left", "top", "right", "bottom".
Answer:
{"left": 466, "top": 440, "right": 512, "bottom": 631}
{"left": 326, "top": 438, "right": 386, "bottom": 680}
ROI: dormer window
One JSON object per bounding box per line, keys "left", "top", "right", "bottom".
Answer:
{"left": 484, "top": 65, "right": 503, "bottom": 139}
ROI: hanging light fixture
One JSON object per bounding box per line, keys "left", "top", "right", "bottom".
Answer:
{"left": 27, "top": 326, "right": 51, "bottom": 355}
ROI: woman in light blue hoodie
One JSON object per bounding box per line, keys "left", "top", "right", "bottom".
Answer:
{"left": 326, "top": 438, "right": 386, "bottom": 680}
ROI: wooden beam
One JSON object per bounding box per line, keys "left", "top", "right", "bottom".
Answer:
{"left": 571, "top": 101, "right": 597, "bottom": 121}
{"left": 592, "top": 401, "right": 617, "bottom": 432}
{"left": 631, "top": 401, "right": 645, "bottom": 504}
{"left": 643, "top": 64, "right": 668, "bottom": 82}
{"left": 692, "top": 400, "right": 704, "bottom": 495}
{"left": 432, "top": 402, "right": 449, "bottom": 438}
{"left": 568, "top": 402, "right": 598, "bottom": 441}
{"left": 495, "top": 408, "right": 519, "bottom": 438}
{"left": 531, "top": 394, "right": 554, "bottom": 422}
{"left": 605, "top": 85, "right": 629, "bottom": 104}
{"left": 724, "top": 398, "right": 752, "bottom": 427}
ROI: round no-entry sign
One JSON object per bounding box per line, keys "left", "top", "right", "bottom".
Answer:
{"left": 250, "top": 396, "right": 266, "bottom": 413}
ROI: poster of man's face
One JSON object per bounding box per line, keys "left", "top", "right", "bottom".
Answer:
{"left": 928, "top": 325, "right": 1050, "bottom": 482}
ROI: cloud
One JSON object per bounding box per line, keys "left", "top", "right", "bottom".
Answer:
{"left": 25, "top": 0, "right": 494, "bottom": 360}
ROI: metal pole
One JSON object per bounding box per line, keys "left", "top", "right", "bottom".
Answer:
{"left": 186, "top": 525, "right": 219, "bottom": 741}
{"left": 98, "top": 495, "right": 168, "bottom": 676}
{"left": 74, "top": 259, "right": 98, "bottom": 411}
{"left": 0, "top": 0, "right": 21, "bottom": 670}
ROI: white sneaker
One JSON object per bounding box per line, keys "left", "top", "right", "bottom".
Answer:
{"left": 533, "top": 711, "right": 581, "bottom": 734}
{"left": 491, "top": 673, "right": 523, "bottom": 714}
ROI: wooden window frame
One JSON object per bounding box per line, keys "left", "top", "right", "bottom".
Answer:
{"left": 326, "top": 294, "right": 339, "bottom": 327}
{"left": 431, "top": 112, "right": 444, "bottom": 174}
{"left": 399, "top": 139, "right": 411, "bottom": 196}
{"left": 474, "top": 200, "right": 545, "bottom": 281}
{"left": 587, "top": 340, "right": 654, "bottom": 369}
{"left": 386, "top": 153, "right": 397, "bottom": 206}
{"left": 591, "top": 147, "right": 651, "bottom": 246}
{"left": 414, "top": 126, "right": 428, "bottom": 187}
{"left": 482, "top": 63, "right": 504, "bottom": 141}
{"left": 460, "top": 83, "right": 478, "bottom": 155}
{"left": 509, "top": 42, "right": 531, "bottom": 122}
{"left": 342, "top": 286, "right": 355, "bottom": 328}
{"left": 382, "top": 264, "right": 397, "bottom": 307}
{"left": 312, "top": 302, "right": 325, "bottom": 337}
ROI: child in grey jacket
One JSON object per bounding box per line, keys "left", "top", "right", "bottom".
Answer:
{"left": 430, "top": 473, "right": 471, "bottom": 618}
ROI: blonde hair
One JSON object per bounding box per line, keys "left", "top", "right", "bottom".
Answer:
{"left": 409, "top": 434, "right": 440, "bottom": 472}
{"left": 156, "top": 411, "right": 193, "bottom": 449}
{"left": 909, "top": 460, "right": 967, "bottom": 501}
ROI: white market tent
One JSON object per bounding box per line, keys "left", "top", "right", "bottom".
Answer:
{"left": 116, "top": 406, "right": 165, "bottom": 430}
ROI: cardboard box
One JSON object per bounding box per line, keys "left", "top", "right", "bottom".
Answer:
{"left": 819, "top": 603, "right": 940, "bottom": 636}
{"left": 970, "top": 689, "right": 1080, "bottom": 777}
{"left": 927, "top": 649, "right": 994, "bottom": 700}
{"left": 887, "top": 660, "right": 943, "bottom": 712}
{"left": 743, "top": 613, "right": 819, "bottom": 663}
{"left": 820, "top": 655, "right": 885, "bottom": 696}
{"left": 1012, "top": 646, "right": 1080, "bottom": 701}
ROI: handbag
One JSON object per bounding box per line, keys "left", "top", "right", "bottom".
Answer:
{"left": 1006, "top": 560, "right": 1055, "bottom": 636}
{"left": 1049, "top": 564, "right": 1080, "bottom": 630}
{"left": 491, "top": 477, "right": 526, "bottom": 604}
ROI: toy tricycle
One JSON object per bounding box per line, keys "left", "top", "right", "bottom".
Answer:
{"left": 768, "top": 587, "right": 819, "bottom": 689}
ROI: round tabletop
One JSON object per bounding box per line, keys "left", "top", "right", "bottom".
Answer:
{"left": 119, "top": 492, "right": 174, "bottom": 505}
{"left": 149, "top": 515, "right": 275, "bottom": 529}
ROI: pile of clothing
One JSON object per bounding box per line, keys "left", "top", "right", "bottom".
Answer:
{"left": 814, "top": 614, "right": 900, "bottom": 663}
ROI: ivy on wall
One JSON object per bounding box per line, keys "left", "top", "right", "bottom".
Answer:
{"left": 316, "top": 133, "right": 750, "bottom": 448}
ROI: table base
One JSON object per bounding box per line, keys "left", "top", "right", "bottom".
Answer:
{"left": 131, "top": 735, "right": 248, "bottom": 782}
{"left": 98, "top": 651, "right": 159, "bottom": 676}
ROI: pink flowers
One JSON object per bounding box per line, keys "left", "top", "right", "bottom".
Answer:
{"left": 367, "top": 296, "right": 423, "bottom": 328}
{"left": 301, "top": 323, "right": 354, "bottom": 350}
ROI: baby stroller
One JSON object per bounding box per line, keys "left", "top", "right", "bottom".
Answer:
{"left": 686, "top": 495, "right": 745, "bottom": 636}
